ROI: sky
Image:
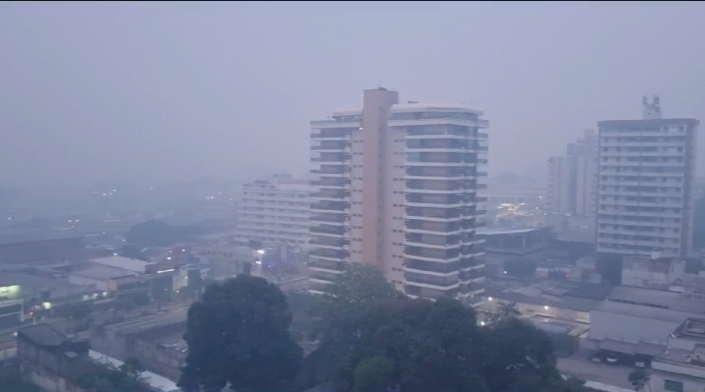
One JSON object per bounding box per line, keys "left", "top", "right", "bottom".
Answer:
{"left": 1, "top": 1, "right": 705, "bottom": 187}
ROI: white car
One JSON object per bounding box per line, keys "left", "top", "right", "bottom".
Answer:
{"left": 606, "top": 355, "right": 619, "bottom": 365}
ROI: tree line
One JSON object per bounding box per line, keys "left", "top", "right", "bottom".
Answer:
{"left": 177, "top": 265, "right": 594, "bottom": 392}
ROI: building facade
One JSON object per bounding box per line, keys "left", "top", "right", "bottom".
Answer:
{"left": 547, "top": 129, "right": 598, "bottom": 218}
{"left": 596, "top": 96, "right": 699, "bottom": 259}
{"left": 235, "top": 174, "right": 311, "bottom": 248}
{"left": 308, "top": 88, "right": 487, "bottom": 305}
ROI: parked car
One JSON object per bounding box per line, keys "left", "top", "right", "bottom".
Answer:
{"left": 591, "top": 356, "right": 602, "bottom": 363}
{"left": 606, "top": 355, "right": 619, "bottom": 365}
{"left": 635, "top": 361, "right": 647, "bottom": 369}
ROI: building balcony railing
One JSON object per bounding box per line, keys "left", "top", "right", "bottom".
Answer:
{"left": 308, "top": 258, "right": 345, "bottom": 270}
{"left": 310, "top": 226, "right": 348, "bottom": 236}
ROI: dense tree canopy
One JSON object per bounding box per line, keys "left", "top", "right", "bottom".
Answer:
{"left": 311, "top": 265, "right": 592, "bottom": 392}
{"left": 178, "top": 275, "right": 303, "bottom": 392}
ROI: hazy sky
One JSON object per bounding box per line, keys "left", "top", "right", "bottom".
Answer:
{"left": 1, "top": 1, "right": 705, "bottom": 187}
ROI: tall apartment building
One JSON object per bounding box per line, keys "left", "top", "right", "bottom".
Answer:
{"left": 596, "top": 96, "right": 698, "bottom": 259}
{"left": 309, "top": 88, "right": 488, "bottom": 306}
{"left": 547, "top": 129, "right": 598, "bottom": 217}
{"left": 235, "top": 174, "right": 310, "bottom": 248}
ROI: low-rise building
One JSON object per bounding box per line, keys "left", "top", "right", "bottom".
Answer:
{"left": 651, "top": 318, "right": 705, "bottom": 392}
{"left": 585, "top": 286, "right": 705, "bottom": 364}
{"left": 17, "top": 323, "right": 90, "bottom": 392}
{"left": 90, "top": 308, "right": 188, "bottom": 381}
{"left": 0, "top": 230, "right": 85, "bottom": 265}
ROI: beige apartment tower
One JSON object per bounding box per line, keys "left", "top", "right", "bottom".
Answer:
{"left": 309, "top": 88, "right": 488, "bottom": 306}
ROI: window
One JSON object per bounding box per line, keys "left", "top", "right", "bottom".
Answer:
{"left": 664, "top": 380, "right": 683, "bottom": 392}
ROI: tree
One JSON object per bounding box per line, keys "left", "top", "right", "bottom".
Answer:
{"left": 315, "top": 263, "right": 401, "bottom": 344}
{"left": 483, "top": 317, "right": 560, "bottom": 392}
{"left": 628, "top": 369, "right": 650, "bottom": 392}
{"left": 353, "top": 356, "right": 395, "bottom": 392}
{"left": 334, "top": 298, "right": 490, "bottom": 392}
{"left": 119, "top": 357, "right": 145, "bottom": 384}
{"left": 493, "top": 300, "right": 521, "bottom": 323}
{"left": 178, "top": 275, "right": 303, "bottom": 392}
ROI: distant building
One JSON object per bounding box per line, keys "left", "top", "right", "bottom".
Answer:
{"left": 620, "top": 254, "right": 687, "bottom": 290}
{"left": 0, "top": 230, "right": 85, "bottom": 265}
{"left": 547, "top": 129, "right": 598, "bottom": 218}
{"left": 235, "top": 174, "right": 311, "bottom": 248}
{"left": 596, "top": 96, "right": 699, "bottom": 259}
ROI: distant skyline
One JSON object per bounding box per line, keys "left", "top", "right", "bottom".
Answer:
{"left": 1, "top": 1, "right": 704, "bottom": 187}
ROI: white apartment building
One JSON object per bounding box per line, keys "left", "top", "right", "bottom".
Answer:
{"left": 235, "top": 174, "right": 310, "bottom": 248}
{"left": 547, "top": 129, "right": 598, "bottom": 217}
{"left": 309, "top": 88, "right": 487, "bottom": 306}
{"left": 596, "top": 96, "right": 698, "bottom": 259}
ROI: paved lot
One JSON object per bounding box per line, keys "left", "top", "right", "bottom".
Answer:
{"left": 557, "top": 353, "right": 632, "bottom": 388}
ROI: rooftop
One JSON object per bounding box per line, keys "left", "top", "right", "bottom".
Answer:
{"left": 608, "top": 286, "right": 705, "bottom": 314}
{"left": 91, "top": 256, "right": 154, "bottom": 273}
{"left": 594, "top": 300, "right": 695, "bottom": 324}
{"left": 102, "top": 308, "right": 188, "bottom": 336}
{"left": 598, "top": 118, "right": 699, "bottom": 127}
{"left": 71, "top": 265, "right": 137, "bottom": 280}
{"left": 0, "top": 271, "right": 75, "bottom": 292}
{"left": 18, "top": 323, "right": 68, "bottom": 347}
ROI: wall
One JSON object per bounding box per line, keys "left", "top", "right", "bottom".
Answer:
{"left": 651, "top": 368, "right": 705, "bottom": 392}
{"left": 68, "top": 275, "right": 112, "bottom": 292}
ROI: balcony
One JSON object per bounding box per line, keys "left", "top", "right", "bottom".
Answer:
{"left": 406, "top": 194, "right": 473, "bottom": 206}
{"left": 405, "top": 206, "right": 467, "bottom": 220}
{"left": 310, "top": 248, "right": 349, "bottom": 260}
{"left": 310, "top": 201, "right": 349, "bottom": 212}
{"left": 405, "top": 233, "right": 461, "bottom": 248}
{"left": 311, "top": 178, "right": 350, "bottom": 188}
{"left": 308, "top": 258, "right": 346, "bottom": 270}
{"left": 311, "top": 141, "right": 350, "bottom": 151}
{"left": 406, "top": 139, "right": 469, "bottom": 151}
{"left": 404, "top": 285, "right": 458, "bottom": 299}
{"left": 404, "top": 246, "right": 460, "bottom": 261}
{"left": 310, "top": 166, "right": 350, "bottom": 176}
{"left": 311, "top": 190, "right": 350, "bottom": 200}
{"left": 459, "top": 268, "right": 485, "bottom": 281}
{"left": 406, "top": 152, "right": 477, "bottom": 165}
{"left": 405, "top": 272, "right": 459, "bottom": 287}
{"left": 310, "top": 225, "right": 348, "bottom": 237}
{"left": 460, "top": 282, "right": 485, "bottom": 294}
{"left": 405, "top": 179, "right": 473, "bottom": 192}
{"left": 310, "top": 270, "right": 341, "bottom": 282}
{"left": 405, "top": 220, "right": 462, "bottom": 234}
{"left": 310, "top": 238, "right": 349, "bottom": 248}
{"left": 311, "top": 213, "right": 348, "bottom": 224}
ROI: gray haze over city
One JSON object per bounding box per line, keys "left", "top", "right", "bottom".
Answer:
{"left": 2, "top": 1, "right": 704, "bottom": 188}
